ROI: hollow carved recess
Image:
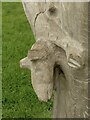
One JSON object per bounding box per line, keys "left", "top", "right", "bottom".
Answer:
{"left": 20, "top": 2, "right": 88, "bottom": 118}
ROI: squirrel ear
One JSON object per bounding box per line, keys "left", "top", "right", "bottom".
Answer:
{"left": 28, "top": 41, "right": 49, "bottom": 61}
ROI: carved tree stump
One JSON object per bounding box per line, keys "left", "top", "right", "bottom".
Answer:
{"left": 20, "top": 2, "right": 88, "bottom": 118}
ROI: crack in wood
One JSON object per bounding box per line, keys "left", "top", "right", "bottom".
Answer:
{"left": 34, "top": 10, "right": 46, "bottom": 28}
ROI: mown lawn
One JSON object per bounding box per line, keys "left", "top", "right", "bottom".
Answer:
{"left": 2, "top": 3, "right": 52, "bottom": 118}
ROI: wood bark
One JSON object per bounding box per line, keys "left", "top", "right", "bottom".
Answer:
{"left": 20, "top": 2, "right": 88, "bottom": 118}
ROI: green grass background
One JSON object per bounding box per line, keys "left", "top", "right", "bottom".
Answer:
{"left": 2, "top": 3, "right": 52, "bottom": 118}
{"left": 0, "top": 2, "right": 2, "bottom": 119}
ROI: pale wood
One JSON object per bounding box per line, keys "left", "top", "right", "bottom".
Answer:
{"left": 20, "top": 2, "right": 88, "bottom": 118}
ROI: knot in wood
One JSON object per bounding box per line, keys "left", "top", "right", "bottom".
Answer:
{"left": 48, "top": 3, "right": 56, "bottom": 14}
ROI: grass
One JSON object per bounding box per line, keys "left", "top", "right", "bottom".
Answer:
{"left": 0, "top": 2, "right": 2, "bottom": 119}
{"left": 2, "top": 2, "right": 52, "bottom": 118}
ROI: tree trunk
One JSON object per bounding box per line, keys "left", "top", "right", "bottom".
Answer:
{"left": 20, "top": 2, "right": 88, "bottom": 118}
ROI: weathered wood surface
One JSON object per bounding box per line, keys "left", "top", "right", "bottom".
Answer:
{"left": 20, "top": 2, "right": 88, "bottom": 118}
